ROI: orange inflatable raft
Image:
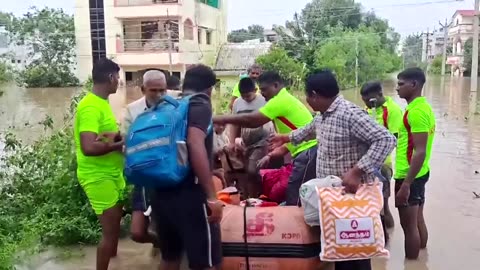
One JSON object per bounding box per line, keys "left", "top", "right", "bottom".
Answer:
{"left": 220, "top": 205, "right": 325, "bottom": 270}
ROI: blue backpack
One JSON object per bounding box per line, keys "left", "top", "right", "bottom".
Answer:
{"left": 124, "top": 93, "right": 212, "bottom": 188}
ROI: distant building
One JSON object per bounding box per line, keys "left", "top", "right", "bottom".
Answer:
{"left": 0, "top": 25, "right": 31, "bottom": 70}
{"left": 421, "top": 28, "right": 445, "bottom": 62}
{"left": 74, "top": 0, "right": 228, "bottom": 83}
{"left": 447, "top": 10, "right": 476, "bottom": 74}
{"left": 213, "top": 40, "right": 271, "bottom": 93}
{"left": 263, "top": 26, "right": 293, "bottom": 43}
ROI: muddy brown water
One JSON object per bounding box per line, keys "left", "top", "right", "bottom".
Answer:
{"left": 1, "top": 76, "right": 480, "bottom": 270}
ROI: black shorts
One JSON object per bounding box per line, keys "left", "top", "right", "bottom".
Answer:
{"left": 150, "top": 182, "right": 222, "bottom": 269}
{"left": 395, "top": 172, "right": 430, "bottom": 207}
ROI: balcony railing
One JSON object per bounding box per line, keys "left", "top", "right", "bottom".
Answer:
{"left": 117, "top": 38, "right": 180, "bottom": 53}
{"left": 115, "top": 0, "right": 180, "bottom": 7}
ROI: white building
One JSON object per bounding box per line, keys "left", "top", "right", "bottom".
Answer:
{"left": 421, "top": 28, "right": 446, "bottom": 62}
{"left": 0, "top": 25, "right": 30, "bottom": 70}
{"left": 74, "top": 0, "right": 228, "bottom": 84}
{"left": 447, "top": 10, "right": 476, "bottom": 74}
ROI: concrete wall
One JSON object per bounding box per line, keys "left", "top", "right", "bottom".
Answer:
{"left": 74, "top": 0, "right": 227, "bottom": 82}
{"left": 74, "top": 0, "right": 93, "bottom": 83}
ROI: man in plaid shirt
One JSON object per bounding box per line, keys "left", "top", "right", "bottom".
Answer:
{"left": 270, "top": 70, "right": 396, "bottom": 270}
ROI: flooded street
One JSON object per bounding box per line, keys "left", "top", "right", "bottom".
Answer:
{"left": 1, "top": 76, "right": 480, "bottom": 270}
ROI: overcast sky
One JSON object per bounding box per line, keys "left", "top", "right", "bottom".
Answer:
{"left": 0, "top": 0, "right": 474, "bottom": 36}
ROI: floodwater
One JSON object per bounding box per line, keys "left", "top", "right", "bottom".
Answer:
{"left": 1, "top": 76, "right": 480, "bottom": 270}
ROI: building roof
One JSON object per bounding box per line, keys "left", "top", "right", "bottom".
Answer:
{"left": 214, "top": 41, "right": 272, "bottom": 76}
{"left": 454, "top": 10, "right": 476, "bottom": 17}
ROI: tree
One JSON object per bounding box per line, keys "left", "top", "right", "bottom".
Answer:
{"left": 402, "top": 34, "right": 423, "bottom": 67}
{"left": 228, "top": 24, "right": 265, "bottom": 43}
{"left": 429, "top": 55, "right": 448, "bottom": 75}
{"left": 256, "top": 47, "right": 306, "bottom": 90}
{"left": 272, "top": 0, "right": 401, "bottom": 87}
{"left": 462, "top": 38, "right": 478, "bottom": 76}
{"left": 0, "top": 12, "right": 13, "bottom": 27}
{"left": 0, "top": 61, "right": 13, "bottom": 83}
{"left": 314, "top": 29, "right": 400, "bottom": 88}
{"left": 8, "top": 7, "right": 79, "bottom": 87}
{"left": 300, "top": 0, "right": 362, "bottom": 41}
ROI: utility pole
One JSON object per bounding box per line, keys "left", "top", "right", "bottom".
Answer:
{"left": 471, "top": 0, "right": 480, "bottom": 92}
{"left": 439, "top": 18, "right": 449, "bottom": 76}
{"left": 355, "top": 36, "right": 359, "bottom": 88}
{"left": 166, "top": 9, "right": 173, "bottom": 75}
{"left": 424, "top": 28, "right": 431, "bottom": 71}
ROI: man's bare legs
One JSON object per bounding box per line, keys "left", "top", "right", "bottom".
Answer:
{"left": 384, "top": 199, "right": 395, "bottom": 229}
{"left": 417, "top": 204, "right": 428, "bottom": 248}
{"left": 130, "top": 211, "right": 153, "bottom": 243}
{"left": 398, "top": 205, "right": 421, "bottom": 259}
{"left": 97, "top": 204, "right": 123, "bottom": 270}
{"left": 159, "top": 259, "right": 181, "bottom": 270}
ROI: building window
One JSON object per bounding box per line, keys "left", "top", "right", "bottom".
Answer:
{"left": 206, "top": 30, "right": 212, "bottom": 45}
{"left": 184, "top": 19, "right": 194, "bottom": 40}
{"left": 172, "top": 71, "right": 181, "bottom": 79}
{"left": 198, "top": 29, "right": 202, "bottom": 44}
{"left": 11, "top": 59, "right": 15, "bottom": 64}
{"left": 125, "top": 72, "right": 133, "bottom": 81}
{"left": 89, "top": 0, "right": 106, "bottom": 62}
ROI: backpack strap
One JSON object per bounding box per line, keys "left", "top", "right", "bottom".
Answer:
{"left": 183, "top": 92, "right": 214, "bottom": 135}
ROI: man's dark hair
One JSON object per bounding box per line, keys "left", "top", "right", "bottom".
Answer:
{"left": 305, "top": 69, "right": 339, "bottom": 98}
{"left": 182, "top": 64, "right": 217, "bottom": 92}
{"left": 238, "top": 77, "right": 256, "bottom": 94}
{"left": 92, "top": 58, "right": 120, "bottom": 84}
{"left": 360, "top": 81, "right": 383, "bottom": 96}
{"left": 167, "top": 75, "right": 181, "bottom": 90}
{"left": 397, "top": 67, "right": 426, "bottom": 86}
{"left": 257, "top": 71, "right": 284, "bottom": 85}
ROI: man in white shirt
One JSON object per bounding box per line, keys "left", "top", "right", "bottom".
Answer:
{"left": 228, "top": 77, "right": 275, "bottom": 198}
{"left": 124, "top": 70, "right": 167, "bottom": 249}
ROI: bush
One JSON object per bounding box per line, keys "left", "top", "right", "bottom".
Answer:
{"left": 18, "top": 64, "right": 79, "bottom": 88}
{"left": 0, "top": 78, "right": 145, "bottom": 268}
{"left": 0, "top": 61, "right": 13, "bottom": 83}
{"left": 0, "top": 88, "right": 101, "bottom": 268}
{"left": 256, "top": 47, "right": 307, "bottom": 91}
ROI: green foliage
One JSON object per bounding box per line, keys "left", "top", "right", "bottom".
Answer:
{"left": 0, "top": 61, "right": 13, "bottom": 83}
{"left": 462, "top": 38, "right": 479, "bottom": 76}
{"left": 429, "top": 55, "right": 449, "bottom": 75}
{"left": 0, "top": 12, "right": 13, "bottom": 27}
{"left": 8, "top": 7, "right": 79, "bottom": 87}
{"left": 256, "top": 47, "right": 306, "bottom": 90}
{"left": 228, "top": 24, "right": 265, "bottom": 43}
{"left": 312, "top": 29, "right": 401, "bottom": 89}
{"left": 271, "top": 0, "right": 401, "bottom": 89}
{"left": 0, "top": 87, "right": 98, "bottom": 268}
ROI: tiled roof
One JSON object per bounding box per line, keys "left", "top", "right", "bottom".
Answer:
{"left": 214, "top": 41, "right": 272, "bottom": 74}
{"left": 455, "top": 10, "right": 476, "bottom": 17}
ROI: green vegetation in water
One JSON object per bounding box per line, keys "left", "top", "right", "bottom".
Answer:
{"left": 0, "top": 83, "right": 129, "bottom": 269}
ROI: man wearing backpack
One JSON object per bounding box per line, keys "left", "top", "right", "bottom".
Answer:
{"left": 149, "top": 65, "right": 223, "bottom": 270}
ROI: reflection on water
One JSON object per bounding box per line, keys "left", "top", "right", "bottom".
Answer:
{"left": 2, "top": 76, "right": 480, "bottom": 270}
